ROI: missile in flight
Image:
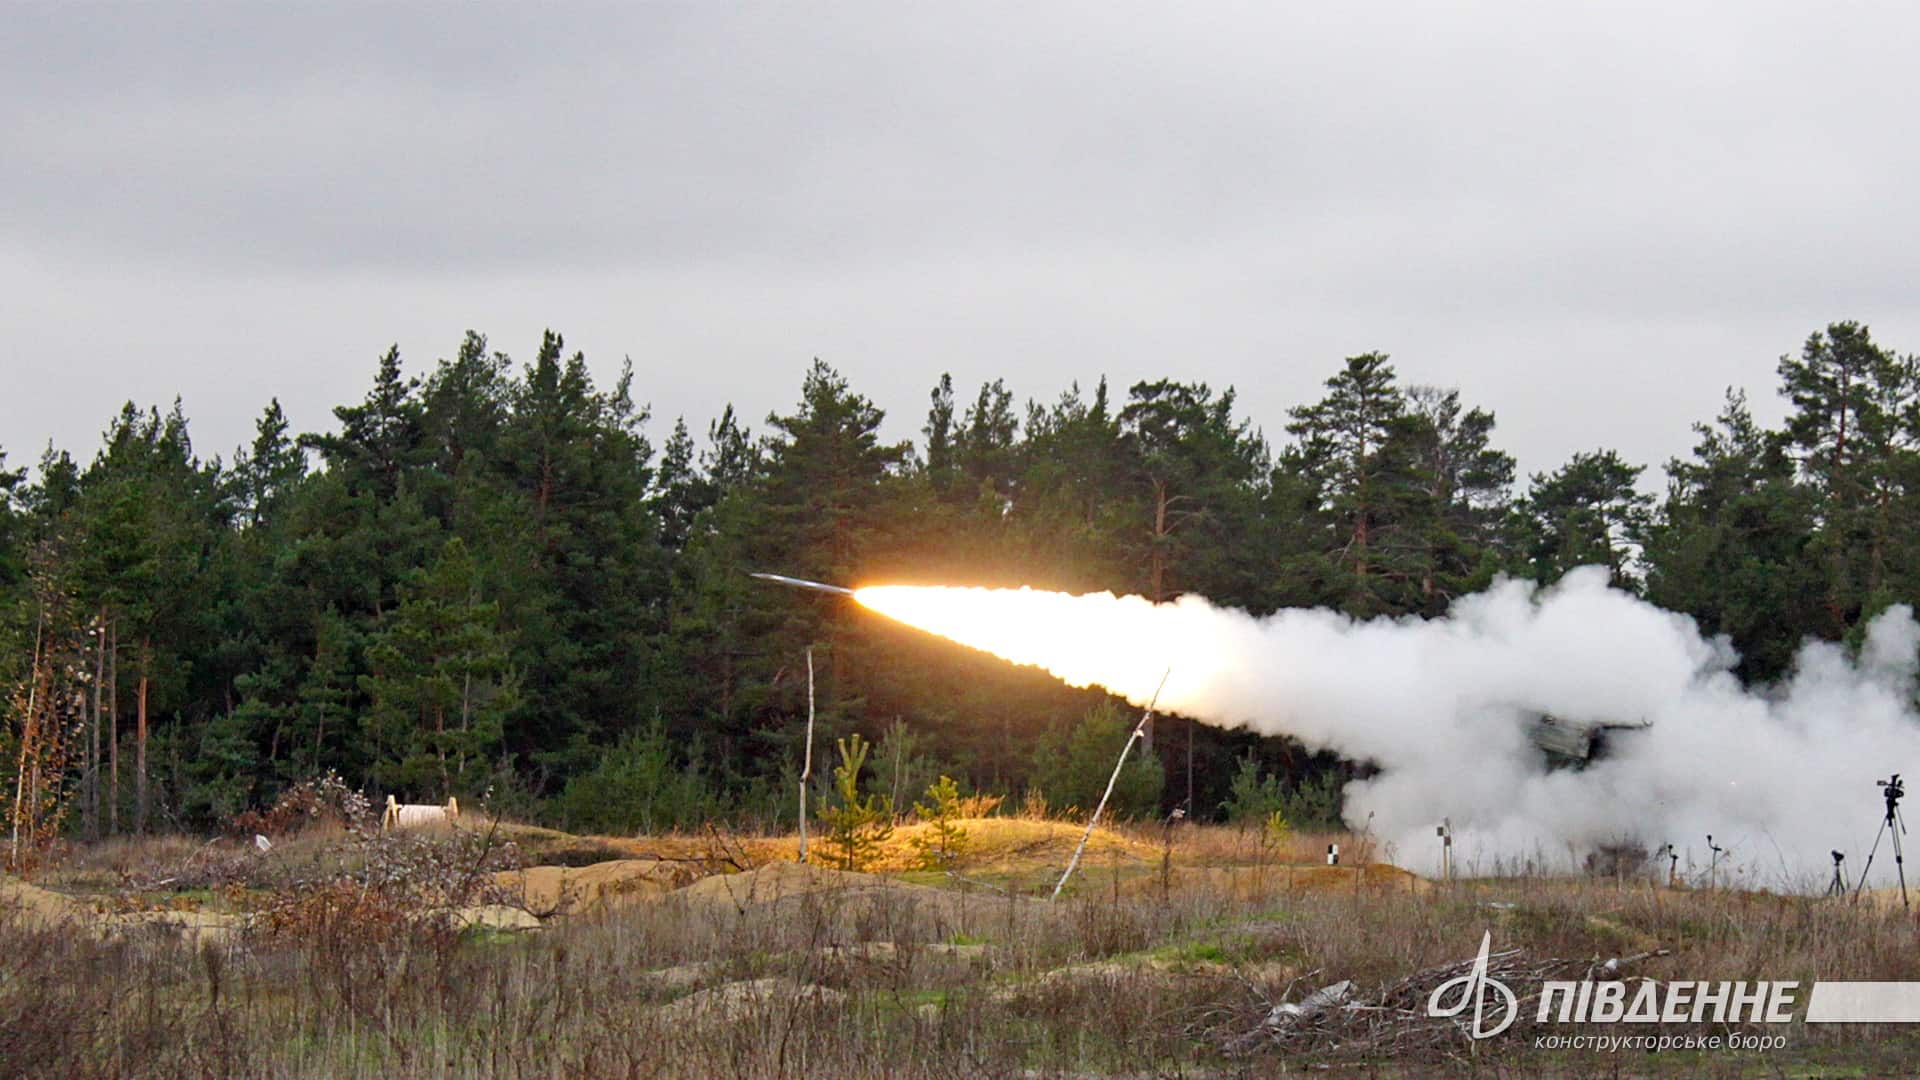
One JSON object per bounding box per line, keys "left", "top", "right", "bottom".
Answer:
{"left": 748, "top": 572, "right": 856, "bottom": 597}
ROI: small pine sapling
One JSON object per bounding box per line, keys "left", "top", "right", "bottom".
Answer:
{"left": 817, "top": 733, "right": 893, "bottom": 872}
{"left": 909, "top": 774, "right": 971, "bottom": 870}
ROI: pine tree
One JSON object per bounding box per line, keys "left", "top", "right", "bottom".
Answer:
{"left": 908, "top": 774, "right": 970, "bottom": 870}
{"left": 1401, "top": 386, "right": 1515, "bottom": 612}
{"left": 1284, "top": 353, "right": 1431, "bottom": 615}
{"left": 1642, "top": 390, "right": 1823, "bottom": 679}
{"left": 304, "top": 345, "right": 424, "bottom": 499}
{"left": 1776, "top": 322, "right": 1918, "bottom": 626}
{"left": 1511, "top": 450, "right": 1652, "bottom": 588}
{"left": 360, "top": 538, "right": 517, "bottom": 796}
{"left": 818, "top": 733, "right": 893, "bottom": 871}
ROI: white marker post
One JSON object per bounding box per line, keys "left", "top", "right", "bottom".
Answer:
{"left": 798, "top": 647, "right": 815, "bottom": 863}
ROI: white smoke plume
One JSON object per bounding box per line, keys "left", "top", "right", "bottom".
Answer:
{"left": 855, "top": 568, "right": 1920, "bottom": 887}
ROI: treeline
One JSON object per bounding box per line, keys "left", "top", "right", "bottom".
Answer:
{"left": 0, "top": 322, "right": 1911, "bottom": 837}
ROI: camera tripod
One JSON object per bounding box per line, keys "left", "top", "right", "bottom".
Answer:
{"left": 1853, "top": 774, "right": 1908, "bottom": 910}
{"left": 1827, "top": 851, "right": 1847, "bottom": 898}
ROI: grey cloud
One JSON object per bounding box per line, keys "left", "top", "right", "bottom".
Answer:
{"left": 4, "top": 2, "right": 1919, "bottom": 483}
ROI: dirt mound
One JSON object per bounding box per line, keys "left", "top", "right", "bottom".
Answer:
{"left": 452, "top": 904, "right": 543, "bottom": 931}
{"left": 493, "top": 858, "right": 695, "bottom": 917}
{"left": 0, "top": 877, "right": 89, "bottom": 924}
{"left": 672, "top": 860, "right": 897, "bottom": 911}
{"left": 866, "top": 817, "right": 1158, "bottom": 873}
{"left": 4, "top": 877, "right": 251, "bottom": 943}
{"left": 105, "top": 908, "right": 249, "bottom": 945}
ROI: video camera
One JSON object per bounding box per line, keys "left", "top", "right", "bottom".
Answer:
{"left": 1881, "top": 773, "right": 1905, "bottom": 814}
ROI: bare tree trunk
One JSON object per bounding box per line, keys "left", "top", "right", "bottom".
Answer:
{"left": 1185, "top": 714, "right": 1194, "bottom": 815}
{"left": 1149, "top": 480, "right": 1169, "bottom": 603}
{"left": 10, "top": 609, "right": 46, "bottom": 869}
{"left": 136, "top": 642, "right": 149, "bottom": 834}
{"left": 1144, "top": 481, "right": 1170, "bottom": 754}
{"left": 457, "top": 670, "right": 472, "bottom": 785}
{"left": 435, "top": 704, "right": 448, "bottom": 793}
{"left": 798, "top": 647, "right": 815, "bottom": 863}
{"left": 108, "top": 620, "right": 119, "bottom": 835}
{"left": 89, "top": 612, "right": 104, "bottom": 841}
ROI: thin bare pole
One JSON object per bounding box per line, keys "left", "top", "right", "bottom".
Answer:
{"left": 798, "top": 646, "right": 816, "bottom": 863}
{"left": 89, "top": 614, "right": 103, "bottom": 840}
{"left": 1051, "top": 669, "right": 1170, "bottom": 902}
{"left": 10, "top": 606, "right": 46, "bottom": 869}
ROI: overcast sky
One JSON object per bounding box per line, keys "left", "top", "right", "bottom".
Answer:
{"left": 5, "top": 3, "right": 1918, "bottom": 487}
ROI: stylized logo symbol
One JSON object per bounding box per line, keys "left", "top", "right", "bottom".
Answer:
{"left": 1428, "top": 931, "right": 1520, "bottom": 1039}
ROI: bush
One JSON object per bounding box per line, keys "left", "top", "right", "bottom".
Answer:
{"left": 908, "top": 775, "right": 971, "bottom": 870}
{"left": 229, "top": 771, "right": 372, "bottom": 838}
{"left": 1219, "top": 753, "right": 1345, "bottom": 831}
{"left": 817, "top": 733, "right": 893, "bottom": 871}
{"left": 869, "top": 719, "right": 958, "bottom": 816}
{"left": 552, "top": 723, "right": 719, "bottom": 833}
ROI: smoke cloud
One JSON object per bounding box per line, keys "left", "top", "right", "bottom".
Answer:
{"left": 856, "top": 569, "right": 1920, "bottom": 887}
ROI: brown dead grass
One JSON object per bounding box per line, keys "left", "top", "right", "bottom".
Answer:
{"left": 1118, "top": 861, "right": 1431, "bottom": 900}
{"left": 0, "top": 876, "right": 87, "bottom": 922}
{"left": 867, "top": 815, "right": 1161, "bottom": 873}
{"left": 11, "top": 821, "right": 1920, "bottom": 1076}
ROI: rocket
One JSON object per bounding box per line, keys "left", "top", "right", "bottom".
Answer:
{"left": 748, "top": 572, "right": 855, "bottom": 597}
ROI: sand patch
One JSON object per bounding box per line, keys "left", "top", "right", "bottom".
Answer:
{"left": 493, "top": 858, "right": 695, "bottom": 917}
{"left": 0, "top": 877, "right": 90, "bottom": 924}
{"left": 452, "top": 904, "right": 543, "bottom": 931}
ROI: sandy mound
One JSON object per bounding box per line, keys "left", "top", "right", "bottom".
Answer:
{"left": 4, "top": 878, "right": 252, "bottom": 943}
{"left": 452, "top": 904, "right": 543, "bottom": 931}
{"left": 865, "top": 817, "right": 1159, "bottom": 873}
{"left": 493, "top": 858, "right": 695, "bottom": 917}
{"left": 0, "top": 877, "right": 89, "bottom": 924}
{"left": 672, "top": 860, "right": 898, "bottom": 911}
{"left": 105, "top": 908, "right": 250, "bottom": 945}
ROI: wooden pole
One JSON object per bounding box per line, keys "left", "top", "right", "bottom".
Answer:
{"left": 89, "top": 614, "right": 103, "bottom": 841}
{"left": 136, "top": 644, "right": 149, "bottom": 834}
{"left": 798, "top": 646, "right": 815, "bottom": 863}
{"left": 108, "top": 620, "right": 118, "bottom": 835}
{"left": 1052, "top": 670, "right": 1170, "bottom": 902}
{"left": 10, "top": 607, "right": 46, "bottom": 869}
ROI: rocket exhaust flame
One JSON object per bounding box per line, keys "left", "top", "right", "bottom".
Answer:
{"left": 853, "top": 585, "right": 1229, "bottom": 711}
{"left": 851, "top": 572, "right": 1920, "bottom": 887}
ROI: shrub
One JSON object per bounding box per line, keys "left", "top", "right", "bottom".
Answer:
{"left": 816, "top": 733, "right": 893, "bottom": 871}
{"left": 228, "top": 771, "right": 372, "bottom": 838}
{"left": 552, "top": 723, "right": 719, "bottom": 834}
{"left": 1219, "top": 753, "right": 1345, "bottom": 831}
{"left": 908, "top": 775, "right": 971, "bottom": 870}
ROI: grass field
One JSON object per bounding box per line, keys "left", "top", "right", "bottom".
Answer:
{"left": 4, "top": 816, "right": 1918, "bottom": 1077}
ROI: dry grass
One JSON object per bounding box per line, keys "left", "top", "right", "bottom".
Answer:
{"left": 5, "top": 824, "right": 1919, "bottom": 1076}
